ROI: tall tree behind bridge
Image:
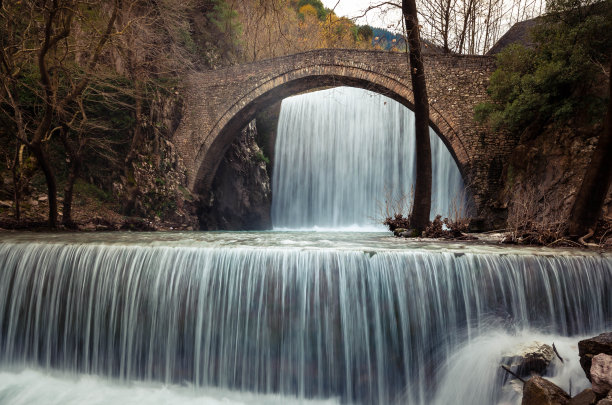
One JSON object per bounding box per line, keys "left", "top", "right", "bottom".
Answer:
{"left": 403, "top": 0, "right": 432, "bottom": 233}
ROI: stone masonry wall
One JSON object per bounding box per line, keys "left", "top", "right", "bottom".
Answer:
{"left": 173, "top": 49, "right": 510, "bottom": 223}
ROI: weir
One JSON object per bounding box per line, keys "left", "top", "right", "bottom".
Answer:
{"left": 0, "top": 80, "right": 609, "bottom": 405}
{"left": 272, "top": 87, "right": 465, "bottom": 229}
{"left": 0, "top": 233, "right": 610, "bottom": 404}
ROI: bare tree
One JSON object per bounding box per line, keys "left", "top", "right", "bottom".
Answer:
{"left": 0, "top": 0, "right": 119, "bottom": 227}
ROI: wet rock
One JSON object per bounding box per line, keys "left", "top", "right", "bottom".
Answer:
{"left": 393, "top": 227, "right": 407, "bottom": 236}
{"left": 591, "top": 354, "right": 612, "bottom": 396}
{"left": 597, "top": 391, "right": 612, "bottom": 405}
{"left": 399, "top": 230, "right": 418, "bottom": 237}
{"left": 502, "top": 342, "right": 555, "bottom": 378}
{"left": 200, "top": 121, "right": 271, "bottom": 230}
{"left": 522, "top": 376, "right": 570, "bottom": 405}
{"left": 393, "top": 228, "right": 418, "bottom": 237}
{"left": 568, "top": 389, "right": 597, "bottom": 405}
{"left": 120, "top": 217, "right": 156, "bottom": 231}
{"left": 579, "top": 333, "right": 612, "bottom": 381}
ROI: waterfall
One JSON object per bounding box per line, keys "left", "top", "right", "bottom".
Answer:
{"left": 271, "top": 87, "right": 465, "bottom": 230}
{"left": 1, "top": 237, "right": 610, "bottom": 404}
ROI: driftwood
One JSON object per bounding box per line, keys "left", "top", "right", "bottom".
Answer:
{"left": 552, "top": 343, "right": 564, "bottom": 364}
{"left": 578, "top": 228, "right": 595, "bottom": 245}
{"left": 501, "top": 364, "right": 526, "bottom": 384}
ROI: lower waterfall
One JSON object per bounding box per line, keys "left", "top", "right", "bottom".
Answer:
{"left": 272, "top": 87, "right": 465, "bottom": 230}
{"left": 0, "top": 233, "right": 610, "bottom": 404}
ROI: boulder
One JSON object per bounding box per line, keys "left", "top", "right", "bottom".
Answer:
{"left": 522, "top": 376, "right": 570, "bottom": 405}
{"left": 393, "top": 228, "right": 407, "bottom": 236}
{"left": 502, "top": 341, "right": 556, "bottom": 378}
{"left": 568, "top": 389, "right": 597, "bottom": 405}
{"left": 579, "top": 333, "right": 612, "bottom": 381}
{"left": 591, "top": 353, "right": 612, "bottom": 396}
{"left": 597, "top": 391, "right": 612, "bottom": 405}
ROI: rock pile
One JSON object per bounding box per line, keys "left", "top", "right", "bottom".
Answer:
{"left": 520, "top": 332, "right": 612, "bottom": 405}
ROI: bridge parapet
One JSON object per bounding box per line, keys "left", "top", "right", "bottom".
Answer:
{"left": 173, "top": 49, "right": 514, "bottom": 218}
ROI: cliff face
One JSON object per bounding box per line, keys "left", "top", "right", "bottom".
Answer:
{"left": 498, "top": 122, "right": 612, "bottom": 229}
{"left": 199, "top": 121, "right": 272, "bottom": 230}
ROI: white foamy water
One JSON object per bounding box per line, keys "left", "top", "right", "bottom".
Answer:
{"left": 0, "top": 232, "right": 610, "bottom": 404}
{"left": 0, "top": 369, "right": 340, "bottom": 405}
{"left": 272, "top": 87, "right": 466, "bottom": 229}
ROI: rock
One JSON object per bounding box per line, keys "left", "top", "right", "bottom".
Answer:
{"left": 80, "top": 223, "right": 96, "bottom": 231}
{"left": 522, "top": 376, "right": 570, "bottom": 405}
{"left": 393, "top": 227, "right": 407, "bottom": 236}
{"left": 569, "top": 389, "right": 597, "bottom": 405}
{"left": 0, "top": 200, "right": 12, "bottom": 208}
{"left": 591, "top": 354, "right": 612, "bottom": 396}
{"left": 502, "top": 342, "right": 556, "bottom": 378}
{"left": 579, "top": 333, "right": 612, "bottom": 381}
{"left": 38, "top": 195, "right": 48, "bottom": 202}
{"left": 394, "top": 228, "right": 418, "bottom": 237}
{"left": 120, "top": 217, "right": 156, "bottom": 231}
{"left": 199, "top": 120, "right": 271, "bottom": 230}
{"left": 598, "top": 391, "right": 612, "bottom": 405}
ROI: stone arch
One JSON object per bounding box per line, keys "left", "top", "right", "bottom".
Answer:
{"left": 191, "top": 63, "right": 472, "bottom": 196}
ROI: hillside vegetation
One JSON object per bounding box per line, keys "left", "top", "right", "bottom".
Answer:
{"left": 0, "top": 0, "right": 375, "bottom": 229}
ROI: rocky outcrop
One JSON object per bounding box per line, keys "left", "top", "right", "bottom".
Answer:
{"left": 569, "top": 389, "right": 598, "bottom": 405}
{"left": 598, "top": 392, "right": 612, "bottom": 405}
{"left": 199, "top": 121, "right": 272, "bottom": 230}
{"left": 522, "top": 376, "right": 570, "bottom": 405}
{"left": 591, "top": 354, "right": 612, "bottom": 396}
{"left": 502, "top": 342, "right": 556, "bottom": 379}
{"left": 500, "top": 123, "right": 612, "bottom": 234}
{"left": 579, "top": 333, "right": 612, "bottom": 381}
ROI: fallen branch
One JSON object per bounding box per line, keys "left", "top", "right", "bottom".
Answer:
{"left": 501, "top": 364, "right": 526, "bottom": 384}
{"left": 578, "top": 228, "right": 595, "bottom": 246}
{"left": 546, "top": 238, "right": 584, "bottom": 248}
{"left": 552, "top": 343, "right": 564, "bottom": 364}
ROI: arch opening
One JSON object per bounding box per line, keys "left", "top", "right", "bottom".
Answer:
{"left": 193, "top": 70, "right": 474, "bottom": 230}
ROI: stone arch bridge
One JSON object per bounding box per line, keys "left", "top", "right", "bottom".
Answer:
{"left": 173, "top": 49, "right": 511, "bottom": 219}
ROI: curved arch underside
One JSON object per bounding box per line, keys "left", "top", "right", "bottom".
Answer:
{"left": 172, "top": 49, "right": 498, "bottom": 210}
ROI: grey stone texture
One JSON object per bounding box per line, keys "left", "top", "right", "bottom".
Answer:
{"left": 173, "top": 49, "right": 509, "bottom": 219}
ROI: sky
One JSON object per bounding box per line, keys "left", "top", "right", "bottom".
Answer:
{"left": 320, "top": 0, "right": 403, "bottom": 30}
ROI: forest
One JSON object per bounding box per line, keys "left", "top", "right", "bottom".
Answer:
{"left": 0, "top": 0, "right": 610, "bottom": 242}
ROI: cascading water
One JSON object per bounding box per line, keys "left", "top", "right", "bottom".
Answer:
{"left": 0, "top": 232, "right": 610, "bottom": 404}
{"left": 272, "top": 87, "right": 465, "bottom": 230}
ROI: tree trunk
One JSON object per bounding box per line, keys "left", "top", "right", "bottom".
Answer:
{"left": 403, "top": 0, "right": 432, "bottom": 233}
{"left": 10, "top": 148, "right": 21, "bottom": 222}
{"left": 31, "top": 143, "right": 58, "bottom": 228}
{"left": 568, "top": 57, "right": 612, "bottom": 237}
{"left": 62, "top": 166, "right": 78, "bottom": 228}
{"left": 61, "top": 131, "right": 81, "bottom": 228}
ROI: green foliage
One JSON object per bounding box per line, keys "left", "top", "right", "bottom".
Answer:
{"left": 74, "top": 179, "right": 112, "bottom": 203}
{"left": 208, "top": 0, "right": 243, "bottom": 42}
{"left": 475, "top": 0, "right": 612, "bottom": 133}
{"left": 357, "top": 25, "right": 374, "bottom": 42}
{"left": 255, "top": 150, "right": 270, "bottom": 164}
{"left": 179, "top": 26, "right": 198, "bottom": 55}
{"left": 296, "top": 0, "right": 328, "bottom": 21}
